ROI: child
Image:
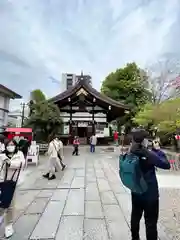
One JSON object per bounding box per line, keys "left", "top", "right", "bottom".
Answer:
{"left": 72, "top": 136, "right": 79, "bottom": 156}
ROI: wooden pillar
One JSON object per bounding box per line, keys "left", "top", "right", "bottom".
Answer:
{"left": 92, "top": 98, "right": 96, "bottom": 134}
{"left": 69, "top": 98, "right": 72, "bottom": 144}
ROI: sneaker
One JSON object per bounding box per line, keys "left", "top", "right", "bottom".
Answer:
{"left": 62, "top": 165, "right": 66, "bottom": 171}
{"left": 48, "top": 174, "right": 56, "bottom": 180}
{"left": 43, "top": 173, "right": 49, "bottom": 178}
{"left": 5, "top": 224, "right": 14, "bottom": 238}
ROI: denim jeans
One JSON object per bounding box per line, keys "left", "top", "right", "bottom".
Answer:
{"left": 90, "top": 144, "right": 95, "bottom": 153}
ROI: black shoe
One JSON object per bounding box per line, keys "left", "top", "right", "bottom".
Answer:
{"left": 62, "top": 165, "right": 66, "bottom": 171}
{"left": 43, "top": 173, "right": 49, "bottom": 178}
{"left": 48, "top": 174, "right": 56, "bottom": 180}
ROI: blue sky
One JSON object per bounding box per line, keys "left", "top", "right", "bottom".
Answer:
{"left": 0, "top": 0, "right": 179, "bottom": 108}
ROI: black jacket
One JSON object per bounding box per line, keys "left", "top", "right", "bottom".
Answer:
{"left": 130, "top": 144, "right": 170, "bottom": 201}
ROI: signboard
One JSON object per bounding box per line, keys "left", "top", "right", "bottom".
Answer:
{"left": 78, "top": 122, "right": 88, "bottom": 127}
{"left": 104, "top": 128, "right": 109, "bottom": 137}
{"left": 64, "top": 125, "right": 69, "bottom": 134}
{"left": 26, "top": 143, "right": 39, "bottom": 166}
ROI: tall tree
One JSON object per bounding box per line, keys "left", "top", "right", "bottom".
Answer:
{"left": 30, "top": 89, "right": 46, "bottom": 103}
{"left": 146, "top": 59, "right": 180, "bottom": 103}
{"left": 101, "top": 62, "right": 151, "bottom": 130}
{"left": 26, "top": 89, "right": 62, "bottom": 141}
{"left": 29, "top": 89, "right": 46, "bottom": 116}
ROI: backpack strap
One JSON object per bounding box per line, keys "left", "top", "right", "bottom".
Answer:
{"left": 10, "top": 162, "right": 22, "bottom": 182}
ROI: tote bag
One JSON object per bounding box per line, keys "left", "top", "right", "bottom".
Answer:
{"left": 0, "top": 161, "right": 22, "bottom": 209}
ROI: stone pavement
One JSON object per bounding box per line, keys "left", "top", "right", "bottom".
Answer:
{"left": 0, "top": 147, "right": 171, "bottom": 239}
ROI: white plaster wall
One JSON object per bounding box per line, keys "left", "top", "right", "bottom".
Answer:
{"left": 0, "top": 94, "right": 10, "bottom": 130}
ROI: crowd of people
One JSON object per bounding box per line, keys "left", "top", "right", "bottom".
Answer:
{"left": 0, "top": 130, "right": 172, "bottom": 239}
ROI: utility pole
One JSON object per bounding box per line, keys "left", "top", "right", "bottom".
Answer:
{"left": 21, "top": 103, "right": 26, "bottom": 127}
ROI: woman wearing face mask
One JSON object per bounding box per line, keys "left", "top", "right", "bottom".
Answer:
{"left": 0, "top": 140, "right": 25, "bottom": 238}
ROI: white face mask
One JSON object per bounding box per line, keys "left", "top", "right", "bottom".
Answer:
{"left": 6, "top": 145, "right": 15, "bottom": 153}
{"left": 142, "top": 138, "right": 149, "bottom": 147}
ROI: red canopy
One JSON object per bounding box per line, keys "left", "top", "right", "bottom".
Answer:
{"left": 5, "top": 128, "right": 32, "bottom": 133}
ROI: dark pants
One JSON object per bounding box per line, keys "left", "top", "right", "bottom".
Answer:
{"left": 72, "top": 145, "right": 78, "bottom": 155}
{"left": 90, "top": 144, "right": 95, "bottom": 153}
{"left": 131, "top": 196, "right": 159, "bottom": 240}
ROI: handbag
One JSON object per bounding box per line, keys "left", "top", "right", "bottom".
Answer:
{"left": 0, "top": 161, "right": 22, "bottom": 209}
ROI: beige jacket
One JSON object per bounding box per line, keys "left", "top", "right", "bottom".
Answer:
{"left": 0, "top": 151, "right": 25, "bottom": 186}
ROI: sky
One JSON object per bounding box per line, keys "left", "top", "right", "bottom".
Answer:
{"left": 0, "top": 0, "right": 180, "bottom": 109}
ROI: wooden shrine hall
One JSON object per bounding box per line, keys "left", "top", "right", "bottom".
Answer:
{"left": 50, "top": 74, "right": 130, "bottom": 144}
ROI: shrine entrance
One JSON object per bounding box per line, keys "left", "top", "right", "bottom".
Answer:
{"left": 78, "top": 127, "right": 86, "bottom": 138}
{"left": 50, "top": 73, "right": 130, "bottom": 145}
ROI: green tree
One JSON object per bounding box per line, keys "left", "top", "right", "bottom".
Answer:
{"left": 133, "top": 103, "right": 155, "bottom": 127}
{"left": 25, "top": 101, "right": 62, "bottom": 141}
{"left": 101, "top": 62, "right": 151, "bottom": 130}
{"left": 134, "top": 98, "right": 180, "bottom": 134}
{"left": 29, "top": 89, "right": 46, "bottom": 116}
{"left": 30, "top": 89, "right": 46, "bottom": 103}
{"left": 25, "top": 90, "right": 62, "bottom": 141}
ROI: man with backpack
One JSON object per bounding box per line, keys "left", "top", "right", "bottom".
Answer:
{"left": 119, "top": 128, "right": 170, "bottom": 240}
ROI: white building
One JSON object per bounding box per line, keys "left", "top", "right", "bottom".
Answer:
{"left": 0, "top": 84, "right": 21, "bottom": 132}
{"left": 61, "top": 72, "right": 92, "bottom": 91}
{"left": 61, "top": 73, "right": 77, "bottom": 92}
{"left": 8, "top": 110, "right": 22, "bottom": 127}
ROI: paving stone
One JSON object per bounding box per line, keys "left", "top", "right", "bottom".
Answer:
{"left": 25, "top": 198, "right": 49, "bottom": 214}
{"left": 51, "top": 189, "right": 69, "bottom": 201}
{"left": 97, "top": 179, "right": 111, "bottom": 192}
{"left": 95, "top": 169, "right": 105, "bottom": 178}
{"left": 63, "top": 189, "right": 84, "bottom": 216}
{"left": 37, "top": 189, "right": 54, "bottom": 198}
{"left": 116, "top": 193, "right": 146, "bottom": 239}
{"left": 71, "top": 177, "right": 85, "bottom": 188}
{"left": 85, "top": 201, "right": 104, "bottom": 219}
{"left": 56, "top": 216, "right": 83, "bottom": 240}
{"left": 86, "top": 174, "right": 96, "bottom": 183}
{"left": 58, "top": 170, "right": 74, "bottom": 188}
{"left": 30, "top": 201, "right": 65, "bottom": 239}
{"left": 75, "top": 169, "right": 85, "bottom": 177}
{"left": 15, "top": 190, "right": 40, "bottom": 211}
{"left": 9, "top": 214, "right": 40, "bottom": 240}
{"left": 84, "top": 219, "right": 109, "bottom": 240}
{"left": 110, "top": 183, "right": 127, "bottom": 194}
{"left": 103, "top": 203, "right": 130, "bottom": 239}
{"left": 86, "top": 182, "right": 100, "bottom": 201}
{"left": 101, "top": 191, "right": 118, "bottom": 204}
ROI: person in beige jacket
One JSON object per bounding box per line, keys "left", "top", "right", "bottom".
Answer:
{"left": 0, "top": 139, "right": 25, "bottom": 238}
{"left": 43, "top": 137, "right": 65, "bottom": 180}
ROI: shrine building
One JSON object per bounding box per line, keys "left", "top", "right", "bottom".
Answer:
{"left": 50, "top": 73, "right": 130, "bottom": 144}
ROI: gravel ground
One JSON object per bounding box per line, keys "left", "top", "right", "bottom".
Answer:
{"left": 159, "top": 188, "right": 180, "bottom": 239}
{"left": 102, "top": 148, "right": 180, "bottom": 239}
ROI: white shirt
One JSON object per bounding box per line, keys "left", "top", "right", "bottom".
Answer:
{"left": 90, "top": 135, "right": 97, "bottom": 145}
{"left": 0, "top": 150, "right": 25, "bottom": 186}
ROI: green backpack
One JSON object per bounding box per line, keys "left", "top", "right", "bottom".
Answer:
{"left": 119, "top": 153, "right": 148, "bottom": 194}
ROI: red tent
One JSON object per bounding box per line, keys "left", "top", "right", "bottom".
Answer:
{"left": 5, "top": 128, "right": 33, "bottom": 141}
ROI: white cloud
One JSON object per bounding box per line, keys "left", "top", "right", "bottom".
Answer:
{"left": 0, "top": 0, "right": 179, "bottom": 107}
